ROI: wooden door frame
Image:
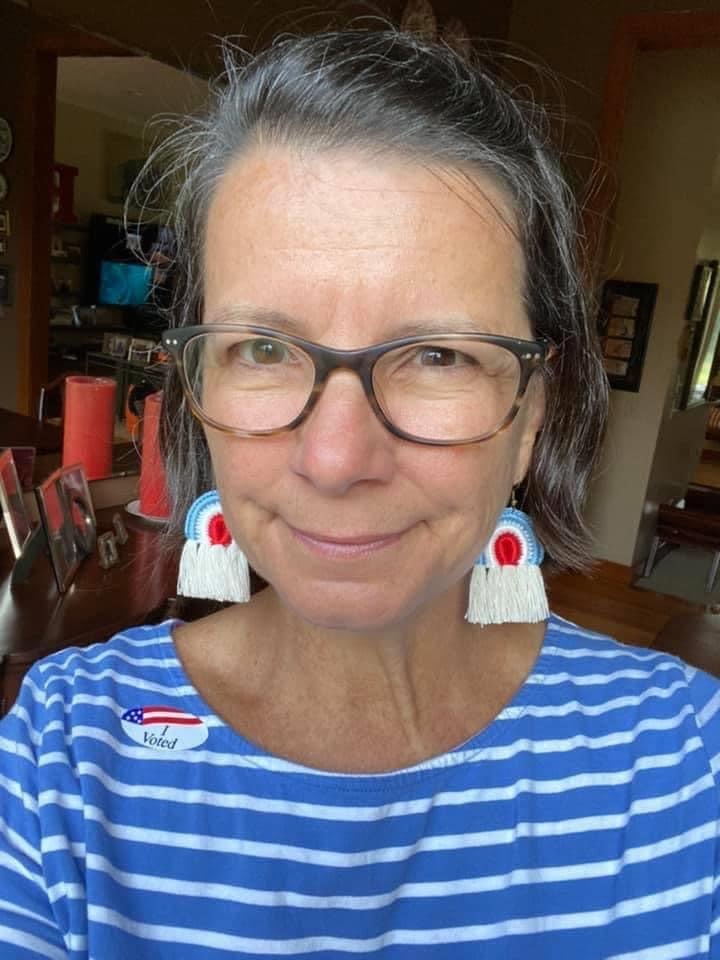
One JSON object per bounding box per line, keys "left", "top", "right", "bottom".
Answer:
{"left": 17, "top": 26, "right": 134, "bottom": 415}
{"left": 591, "top": 10, "right": 720, "bottom": 266}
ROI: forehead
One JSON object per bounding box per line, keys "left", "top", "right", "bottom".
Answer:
{"left": 202, "top": 146, "right": 529, "bottom": 342}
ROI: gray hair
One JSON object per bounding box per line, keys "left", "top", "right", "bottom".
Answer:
{"left": 148, "top": 29, "right": 608, "bottom": 570}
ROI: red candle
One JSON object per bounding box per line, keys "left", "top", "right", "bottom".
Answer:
{"left": 62, "top": 376, "right": 116, "bottom": 481}
{"left": 139, "top": 391, "right": 170, "bottom": 519}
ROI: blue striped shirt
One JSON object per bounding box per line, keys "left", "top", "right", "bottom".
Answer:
{"left": 1, "top": 614, "right": 720, "bottom": 958}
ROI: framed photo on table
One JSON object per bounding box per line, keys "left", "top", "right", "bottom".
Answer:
{"left": 36, "top": 463, "right": 96, "bottom": 592}
{"left": 102, "top": 332, "right": 131, "bottom": 359}
{"left": 598, "top": 280, "right": 658, "bottom": 392}
{"left": 0, "top": 449, "right": 32, "bottom": 558}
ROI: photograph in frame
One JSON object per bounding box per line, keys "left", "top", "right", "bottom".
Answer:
{"left": 36, "top": 463, "right": 96, "bottom": 592}
{"left": 0, "top": 449, "right": 32, "bottom": 559}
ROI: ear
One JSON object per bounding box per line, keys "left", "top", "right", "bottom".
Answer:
{"left": 511, "top": 375, "right": 546, "bottom": 488}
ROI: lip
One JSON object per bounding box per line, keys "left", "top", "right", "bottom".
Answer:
{"left": 286, "top": 524, "right": 406, "bottom": 558}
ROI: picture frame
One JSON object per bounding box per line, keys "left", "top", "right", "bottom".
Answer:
{"left": 677, "top": 259, "right": 720, "bottom": 409}
{"left": 128, "top": 337, "right": 156, "bottom": 364}
{"left": 1, "top": 446, "right": 36, "bottom": 491}
{"left": 0, "top": 449, "right": 32, "bottom": 559}
{"left": 598, "top": 279, "right": 658, "bottom": 392}
{"left": 112, "top": 512, "right": 128, "bottom": 545}
{"left": 0, "top": 264, "right": 12, "bottom": 305}
{"left": 36, "top": 463, "right": 96, "bottom": 593}
{"left": 97, "top": 531, "right": 119, "bottom": 569}
{"left": 102, "top": 332, "right": 131, "bottom": 359}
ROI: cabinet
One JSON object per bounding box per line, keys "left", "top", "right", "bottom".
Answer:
{"left": 50, "top": 221, "right": 88, "bottom": 321}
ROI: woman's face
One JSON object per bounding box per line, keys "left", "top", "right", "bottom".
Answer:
{"left": 202, "top": 147, "right": 545, "bottom": 631}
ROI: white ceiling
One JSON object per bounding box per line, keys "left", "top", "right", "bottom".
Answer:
{"left": 56, "top": 56, "right": 209, "bottom": 130}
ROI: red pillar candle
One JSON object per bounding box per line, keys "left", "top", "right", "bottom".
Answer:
{"left": 62, "top": 376, "right": 117, "bottom": 481}
{"left": 139, "top": 391, "right": 170, "bottom": 519}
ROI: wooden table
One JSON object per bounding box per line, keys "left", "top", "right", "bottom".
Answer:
{"left": 0, "top": 406, "right": 62, "bottom": 453}
{"left": 0, "top": 507, "right": 179, "bottom": 715}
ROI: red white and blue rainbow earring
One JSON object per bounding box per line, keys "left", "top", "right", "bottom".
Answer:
{"left": 177, "top": 490, "right": 250, "bottom": 603}
{"left": 465, "top": 493, "right": 549, "bottom": 626}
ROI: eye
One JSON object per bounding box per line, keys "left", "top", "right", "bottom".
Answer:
{"left": 416, "top": 346, "right": 474, "bottom": 367}
{"left": 236, "top": 338, "right": 290, "bottom": 365}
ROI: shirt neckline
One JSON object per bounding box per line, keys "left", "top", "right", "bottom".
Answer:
{"left": 154, "top": 615, "right": 561, "bottom": 786}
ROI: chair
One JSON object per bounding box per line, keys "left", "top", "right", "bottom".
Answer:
{"left": 643, "top": 484, "right": 720, "bottom": 594}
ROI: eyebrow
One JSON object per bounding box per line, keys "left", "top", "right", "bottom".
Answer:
{"left": 203, "top": 305, "right": 489, "bottom": 340}
{"left": 203, "top": 305, "right": 308, "bottom": 334}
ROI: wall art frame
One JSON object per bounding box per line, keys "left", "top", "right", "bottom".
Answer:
{"left": 598, "top": 279, "right": 658, "bottom": 392}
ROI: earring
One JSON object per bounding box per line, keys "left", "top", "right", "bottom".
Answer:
{"left": 177, "top": 490, "right": 251, "bottom": 603}
{"left": 465, "top": 495, "right": 549, "bottom": 626}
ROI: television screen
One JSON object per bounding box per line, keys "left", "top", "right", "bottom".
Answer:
{"left": 98, "top": 260, "right": 153, "bottom": 307}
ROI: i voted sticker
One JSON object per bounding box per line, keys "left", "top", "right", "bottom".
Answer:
{"left": 121, "top": 705, "right": 208, "bottom": 751}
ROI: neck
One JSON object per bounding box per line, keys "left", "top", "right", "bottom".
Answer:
{"left": 180, "top": 582, "right": 546, "bottom": 772}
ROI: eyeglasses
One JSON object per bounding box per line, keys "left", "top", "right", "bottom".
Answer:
{"left": 162, "top": 324, "right": 549, "bottom": 446}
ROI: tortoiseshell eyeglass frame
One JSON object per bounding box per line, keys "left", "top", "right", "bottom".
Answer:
{"left": 162, "top": 324, "right": 551, "bottom": 446}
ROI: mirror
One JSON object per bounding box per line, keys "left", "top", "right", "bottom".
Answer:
{"left": 677, "top": 259, "right": 720, "bottom": 409}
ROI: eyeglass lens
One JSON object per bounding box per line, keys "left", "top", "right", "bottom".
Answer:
{"left": 182, "top": 330, "right": 523, "bottom": 442}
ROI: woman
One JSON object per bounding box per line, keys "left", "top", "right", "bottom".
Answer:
{"left": 2, "top": 30, "right": 719, "bottom": 959}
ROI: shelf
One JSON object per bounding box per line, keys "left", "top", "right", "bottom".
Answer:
{"left": 52, "top": 222, "right": 87, "bottom": 232}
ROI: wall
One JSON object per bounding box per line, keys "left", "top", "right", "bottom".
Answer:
{"left": 1, "top": 0, "right": 513, "bottom": 415}
{"left": 54, "top": 100, "right": 144, "bottom": 224}
{"left": 638, "top": 156, "right": 720, "bottom": 563}
{"left": 509, "top": 1, "right": 720, "bottom": 566}
{"left": 508, "top": 0, "right": 720, "bottom": 175}
{"left": 28, "top": 0, "right": 513, "bottom": 75}
{"left": 0, "top": 0, "right": 33, "bottom": 409}
{"left": 596, "top": 48, "right": 720, "bottom": 565}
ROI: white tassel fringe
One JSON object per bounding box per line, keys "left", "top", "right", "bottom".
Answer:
{"left": 465, "top": 563, "right": 549, "bottom": 626}
{"left": 177, "top": 540, "right": 250, "bottom": 603}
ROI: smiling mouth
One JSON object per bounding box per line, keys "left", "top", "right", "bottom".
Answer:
{"left": 286, "top": 524, "right": 406, "bottom": 557}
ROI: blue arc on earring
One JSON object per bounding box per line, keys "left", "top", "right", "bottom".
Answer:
{"left": 478, "top": 506, "right": 544, "bottom": 568}
{"left": 184, "top": 489, "right": 231, "bottom": 546}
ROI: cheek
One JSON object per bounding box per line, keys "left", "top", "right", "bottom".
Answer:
{"left": 402, "top": 440, "right": 517, "bottom": 558}
{"left": 415, "top": 435, "right": 516, "bottom": 503}
{"left": 204, "top": 435, "right": 289, "bottom": 525}
{"left": 207, "top": 433, "right": 285, "bottom": 482}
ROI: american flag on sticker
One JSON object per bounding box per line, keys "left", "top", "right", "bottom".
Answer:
{"left": 121, "top": 705, "right": 203, "bottom": 726}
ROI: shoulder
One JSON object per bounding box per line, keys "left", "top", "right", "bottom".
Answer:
{"left": 682, "top": 658, "right": 720, "bottom": 782}
{"left": 543, "top": 613, "right": 695, "bottom": 684}
{"left": 36, "top": 619, "right": 180, "bottom": 701}
{"left": 1, "top": 620, "right": 183, "bottom": 748}
{"left": 542, "top": 613, "right": 720, "bottom": 772}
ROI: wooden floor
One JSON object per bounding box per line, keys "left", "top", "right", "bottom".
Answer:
{"left": 693, "top": 453, "right": 720, "bottom": 489}
{"left": 546, "top": 560, "right": 697, "bottom": 649}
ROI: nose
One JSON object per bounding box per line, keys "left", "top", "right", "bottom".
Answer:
{"left": 289, "top": 370, "right": 395, "bottom": 495}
